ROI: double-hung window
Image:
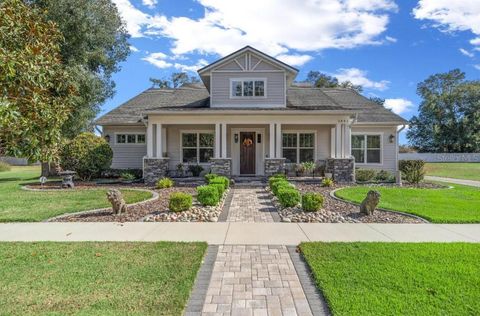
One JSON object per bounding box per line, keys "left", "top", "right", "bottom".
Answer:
{"left": 116, "top": 134, "right": 145, "bottom": 144}
{"left": 351, "top": 134, "right": 381, "bottom": 164}
{"left": 282, "top": 132, "right": 315, "bottom": 163}
{"left": 182, "top": 132, "right": 214, "bottom": 163}
{"left": 231, "top": 79, "right": 265, "bottom": 97}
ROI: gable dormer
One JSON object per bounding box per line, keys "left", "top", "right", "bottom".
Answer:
{"left": 198, "top": 46, "right": 298, "bottom": 108}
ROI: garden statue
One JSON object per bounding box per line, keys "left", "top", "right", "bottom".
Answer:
{"left": 360, "top": 190, "right": 381, "bottom": 215}
{"left": 107, "top": 189, "right": 127, "bottom": 215}
{"left": 58, "top": 170, "right": 76, "bottom": 189}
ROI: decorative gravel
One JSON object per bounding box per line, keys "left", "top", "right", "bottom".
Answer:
{"left": 270, "top": 184, "right": 423, "bottom": 224}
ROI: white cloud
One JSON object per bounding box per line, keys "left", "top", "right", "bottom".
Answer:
{"left": 413, "top": 1, "right": 480, "bottom": 47}
{"left": 471, "top": 38, "right": 480, "bottom": 46}
{"left": 459, "top": 48, "right": 474, "bottom": 58}
{"left": 142, "top": 53, "right": 208, "bottom": 72}
{"left": 142, "top": 0, "right": 157, "bottom": 9}
{"left": 474, "top": 64, "right": 480, "bottom": 71}
{"left": 333, "top": 68, "right": 390, "bottom": 91}
{"left": 142, "top": 52, "right": 172, "bottom": 68}
{"left": 275, "top": 54, "right": 313, "bottom": 67}
{"left": 385, "top": 36, "right": 397, "bottom": 43}
{"left": 384, "top": 98, "right": 414, "bottom": 114}
{"left": 114, "top": 0, "right": 398, "bottom": 64}
{"left": 130, "top": 45, "right": 140, "bottom": 52}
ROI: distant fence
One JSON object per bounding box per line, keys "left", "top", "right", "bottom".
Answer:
{"left": 0, "top": 156, "right": 30, "bottom": 166}
{"left": 398, "top": 153, "right": 480, "bottom": 163}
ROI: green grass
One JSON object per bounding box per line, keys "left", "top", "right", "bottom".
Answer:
{"left": 425, "top": 162, "right": 480, "bottom": 181}
{"left": 0, "top": 166, "right": 152, "bottom": 222}
{"left": 0, "top": 242, "right": 207, "bottom": 315}
{"left": 301, "top": 242, "right": 480, "bottom": 316}
{"left": 335, "top": 183, "right": 480, "bottom": 223}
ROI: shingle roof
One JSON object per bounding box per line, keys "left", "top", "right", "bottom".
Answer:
{"left": 95, "top": 85, "right": 407, "bottom": 125}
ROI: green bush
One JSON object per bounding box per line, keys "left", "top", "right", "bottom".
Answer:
{"left": 60, "top": 132, "right": 113, "bottom": 180}
{"left": 120, "top": 172, "right": 136, "bottom": 181}
{"left": 268, "top": 176, "right": 287, "bottom": 187}
{"left": 204, "top": 173, "right": 218, "bottom": 183}
{"left": 271, "top": 179, "right": 291, "bottom": 196}
{"left": 302, "top": 192, "right": 324, "bottom": 212}
{"left": 197, "top": 185, "right": 220, "bottom": 206}
{"left": 156, "top": 177, "right": 174, "bottom": 189}
{"left": 210, "top": 176, "right": 229, "bottom": 190}
{"left": 169, "top": 192, "right": 192, "bottom": 212}
{"left": 188, "top": 164, "right": 204, "bottom": 177}
{"left": 375, "top": 170, "right": 392, "bottom": 182}
{"left": 277, "top": 187, "right": 301, "bottom": 207}
{"left": 272, "top": 173, "right": 287, "bottom": 179}
{"left": 322, "top": 178, "right": 334, "bottom": 187}
{"left": 355, "top": 169, "right": 376, "bottom": 182}
{"left": 0, "top": 161, "right": 11, "bottom": 172}
{"left": 399, "top": 160, "right": 425, "bottom": 184}
{"left": 209, "top": 183, "right": 225, "bottom": 197}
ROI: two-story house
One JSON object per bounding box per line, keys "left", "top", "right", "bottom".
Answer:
{"left": 95, "top": 46, "right": 407, "bottom": 184}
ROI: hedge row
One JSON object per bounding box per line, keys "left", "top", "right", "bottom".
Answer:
{"left": 197, "top": 174, "right": 230, "bottom": 206}
{"left": 268, "top": 174, "right": 323, "bottom": 211}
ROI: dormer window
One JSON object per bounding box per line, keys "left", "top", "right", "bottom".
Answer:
{"left": 231, "top": 79, "right": 265, "bottom": 97}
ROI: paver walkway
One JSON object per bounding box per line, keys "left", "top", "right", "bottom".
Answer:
{"left": 227, "top": 188, "right": 277, "bottom": 223}
{"left": 425, "top": 176, "right": 480, "bottom": 187}
{"left": 201, "top": 245, "right": 317, "bottom": 316}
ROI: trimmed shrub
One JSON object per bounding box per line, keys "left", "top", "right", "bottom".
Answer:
{"left": 375, "top": 170, "right": 392, "bottom": 182}
{"left": 210, "top": 176, "right": 229, "bottom": 190}
{"left": 197, "top": 185, "right": 220, "bottom": 206}
{"left": 60, "top": 132, "right": 113, "bottom": 180}
{"left": 272, "top": 173, "right": 287, "bottom": 179}
{"left": 157, "top": 177, "right": 174, "bottom": 189}
{"left": 302, "top": 192, "right": 324, "bottom": 212}
{"left": 0, "top": 161, "right": 11, "bottom": 172}
{"left": 355, "top": 169, "right": 376, "bottom": 182}
{"left": 169, "top": 192, "right": 192, "bottom": 212}
{"left": 204, "top": 173, "right": 218, "bottom": 183}
{"left": 268, "top": 176, "right": 287, "bottom": 187}
{"left": 399, "top": 160, "right": 425, "bottom": 184}
{"left": 321, "top": 178, "right": 334, "bottom": 187}
{"left": 277, "top": 187, "right": 301, "bottom": 207}
{"left": 271, "top": 180, "right": 291, "bottom": 196}
{"left": 209, "top": 183, "right": 225, "bottom": 197}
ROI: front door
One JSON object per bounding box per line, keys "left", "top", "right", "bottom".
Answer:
{"left": 240, "top": 132, "right": 256, "bottom": 175}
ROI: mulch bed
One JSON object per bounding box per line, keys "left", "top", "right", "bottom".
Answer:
{"left": 53, "top": 187, "right": 196, "bottom": 222}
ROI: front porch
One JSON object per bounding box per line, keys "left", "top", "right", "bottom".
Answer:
{"left": 143, "top": 114, "right": 356, "bottom": 184}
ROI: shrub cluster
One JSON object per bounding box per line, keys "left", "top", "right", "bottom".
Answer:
{"left": 169, "top": 192, "right": 192, "bottom": 212}
{"left": 302, "top": 192, "right": 324, "bottom": 212}
{"left": 0, "top": 161, "right": 11, "bottom": 172}
{"left": 197, "top": 174, "right": 230, "bottom": 206}
{"left": 355, "top": 169, "right": 394, "bottom": 183}
{"left": 399, "top": 160, "right": 425, "bottom": 184}
{"left": 268, "top": 175, "right": 300, "bottom": 207}
{"left": 157, "top": 177, "right": 174, "bottom": 189}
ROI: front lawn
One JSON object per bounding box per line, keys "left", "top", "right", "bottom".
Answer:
{"left": 0, "top": 166, "right": 152, "bottom": 222}
{"left": 425, "top": 162, "right": 480, "bottom": 181}
{"left": 301, "top": 242, "right": 480, "bottom": 316}
{"left": 0, "top": 242, "right": 207, "bottom": 315}
{"left": 334, "top": 184, "right": 480, "bottom": 223}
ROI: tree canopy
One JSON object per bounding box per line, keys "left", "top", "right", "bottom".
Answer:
{"left": 407, "top": 69, "right": 480, "bottom": 153}
{"left": 0, "top": 0, "right": 76, "bottom": 163}
{"left": 149, "top": 72, "right": 201, "bottom": 88}
{"left": 304, "top": 71, "right": 363, "bottom": 93}
{"left": 32, "top": 0, "right": 130, "bottom": 139}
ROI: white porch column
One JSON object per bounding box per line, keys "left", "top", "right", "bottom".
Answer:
{"left": 147, "top": 122, "right": 154, "bottom": 157}
{"left": 345, "top": 124, "right": 351, "bottom": 158}
{"left": 214, "top": 123, "right": 221, "bottom": 158}
{"left": 269, "top": 123, "right": 275, "bottom": 158}
{"left": 335, "top": 123, "right": 342, "bottom": 158}
{"left": 155, "top": 123, "right": 162, "bottom": 158}
{"left": 275, "top": 123, "right": 282, "bottom": 158}
{"left": 221, "top": 123, "right": 227, "bottom": 158}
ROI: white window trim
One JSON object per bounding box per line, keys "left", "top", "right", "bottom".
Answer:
{"left": 180, "top": 130, "right": 215, "bottom": 165}
{"left": 281, "top": 131, "right": 317, "bottom": 164}
{"left": 229, "top": 78, "right": 267, "bottom": 99}
{"left": 351, "top": 132, "right": 383, "bottom": 165}
{"left": 114, "top": 132, "right": 146, "bottom": 145}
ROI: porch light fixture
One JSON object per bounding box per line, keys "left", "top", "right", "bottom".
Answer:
{"left": 389, "top": 134, "right": 395, "bottom": 143}
{"left": 234, "top": 133, "right": 239, "bottom": 143}
{"left": 104, "top": 135, "right": 110, "bottom": 143}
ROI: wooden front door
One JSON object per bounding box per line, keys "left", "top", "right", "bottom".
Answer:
{"left": 240, "top": 132, "right": 256, "bottom": 175}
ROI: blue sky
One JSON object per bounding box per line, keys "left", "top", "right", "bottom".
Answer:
{"left": 106, "top": 0, "right": 480, "bottom": 144}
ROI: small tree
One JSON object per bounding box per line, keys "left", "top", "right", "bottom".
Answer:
{"left": 0, "top": 0, "right": 76, "bottom": 170}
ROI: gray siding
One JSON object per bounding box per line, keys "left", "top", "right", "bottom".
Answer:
{"left": 210, "top": 71, "right": 285, "bottom": 107}
{"left": 351, "top": 126, "right": 397, "bottom": 171}
{"left": 103, "top": 126, "right": 146, "bottom": 169}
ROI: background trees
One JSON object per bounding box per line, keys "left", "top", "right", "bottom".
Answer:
{"left": 149, "top": 72, "right": 201, "bottom": 88}
{"left": 304, "top": 71, "right": 363, "bottom": 93}
{"left": 407, "top": 69, "right": 480, "bottom": 153}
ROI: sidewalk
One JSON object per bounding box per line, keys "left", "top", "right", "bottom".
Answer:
{"left": 0, "top": 222, "right": 478, "bottom": 243}
{"left": 425, "top": 175, "right": 480, "bottom": 187}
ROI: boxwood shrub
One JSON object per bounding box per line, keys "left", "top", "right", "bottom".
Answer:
{"left": 277, "top": 187, "right": 301, "bottom": 208}
{"left": 204, "top": 173, "right": 218, "bottom": 184}
{"left": 355, "top": 169, "right": 376, "bottom": 182}
{"left": 197, "top": 185, "right": 220, "bottom": 206}
{"left": 169, "top": 192, "right": 192, "bottom": 212}
{"left": 268, "top": 175, "right": 287, "bottom": 187}
{"left": 209, "top": 183, "right": 225, "bottom": 197}
{"left": 210, "top": 176, "right": 229, "bottom": 190}
{"left": 302, "top": 192, "right": 324, "bottom": 212}
{"left": 271, "top": 180, "right": 291, "bottom": 196}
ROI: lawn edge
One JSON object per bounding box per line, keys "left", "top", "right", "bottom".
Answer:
{"left": 330, "top": 188, "right": 430, "bottom": 223}
{"left": 42, "top": 188, "right": 158, "bottom": 222}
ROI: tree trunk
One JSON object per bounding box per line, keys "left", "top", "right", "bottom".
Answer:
{"left": 41, "top": 162, "right": 59, "bottom": 177}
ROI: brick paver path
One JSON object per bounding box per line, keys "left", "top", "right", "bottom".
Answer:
{"left": 227, "top": 188, "right": 276, "bottom": 222}
{"left": 201, "top": 245, "right": 314, "bottom": 316}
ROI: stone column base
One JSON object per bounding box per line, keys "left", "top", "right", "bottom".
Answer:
{"left": 210, "top": 158, "right": 232, "bottom": 177}
{"left": 325, "top": 158, "right": 355, "bottom": 183}
{"left": 143, "top": 157, "right": 169, "bottom": 185}
{"left": 264, "top": 158, "right": 286, "bottom": 177}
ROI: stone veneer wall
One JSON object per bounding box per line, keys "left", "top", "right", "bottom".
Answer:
{"left": 143, "top": 158, "right": 169, "bottom": 185}
{"left": 210, "top": 158, "right": 232, "bottom": 177}
{"left": 264, "top": 158, "right": 286, "bottom": 176}
{"left": 325, "top": 158, "right": 355, "bottom": 183}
